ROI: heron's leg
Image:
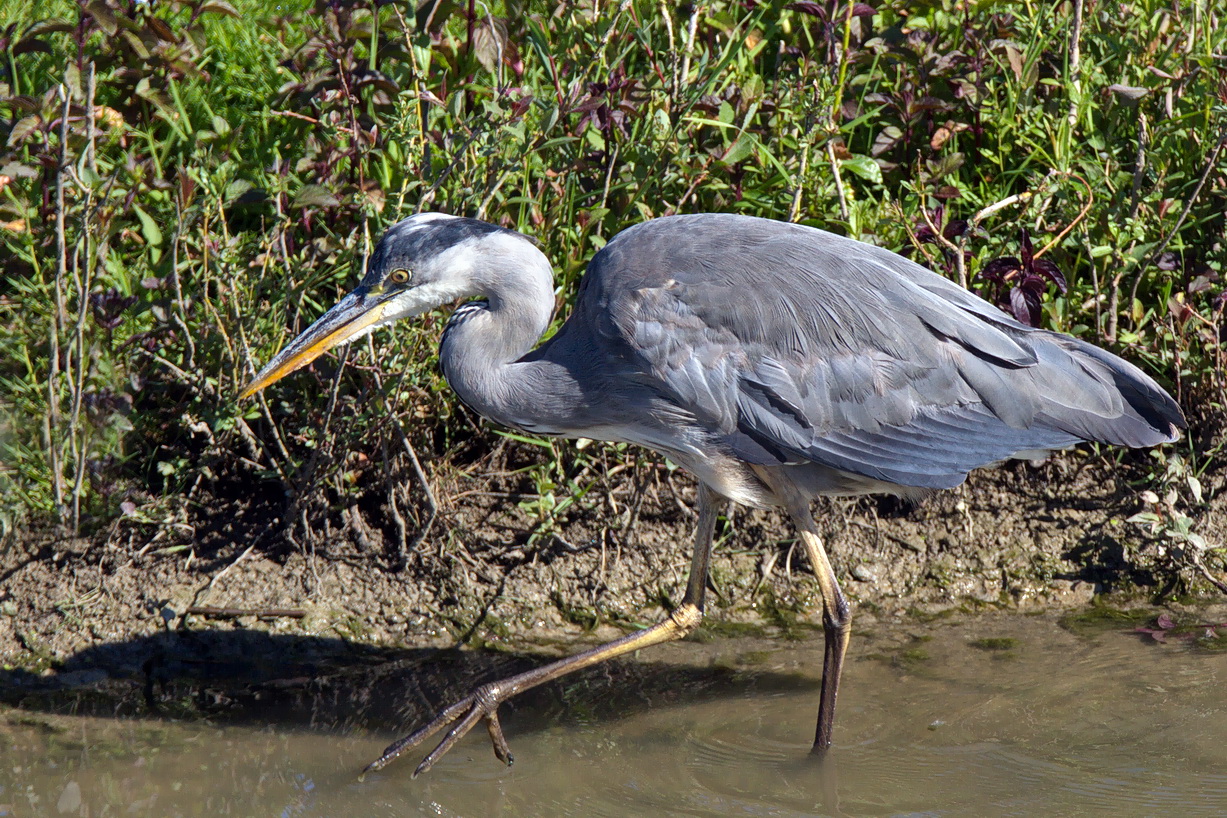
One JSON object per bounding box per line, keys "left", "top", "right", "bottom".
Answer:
{"left": 363, "top": 485, "right": 722, "bottom": 778}
{"left": 785, "top": 501, "right": 850, "bottom": 756}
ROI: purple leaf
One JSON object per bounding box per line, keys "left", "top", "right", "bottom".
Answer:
{"left": 1156, "top": 612, "right": 1176, "bottom": 629}
{"left": 1009, "top": 286, "right": 1031, "bottom": 324}
{"left": 1018, "top": 275, "right": 1048, "bottom": 294}
{"left": 786, "top": 1, "right": 826, "bottom": 16}
{"left": 1156, "top": 251, "right": 1180, "bottom": 271}
{"left": 1019, "top": 228, "right": 1035, "bottom": 267}
{"left": 1031, "top": 258, "right": 1068, "bottom": 293}
{"left": 980, "top": 256, "right": 1020, "bottom": 283}
{"left": 912, "top": 95, "right": 953, "bottom": 113}
{"left": 90, "top": 290, "right": 138, "bottom": 330}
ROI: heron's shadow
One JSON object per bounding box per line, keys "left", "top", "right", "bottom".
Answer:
{"left": 0, "top": 626, "right": 819, "bottom": 741}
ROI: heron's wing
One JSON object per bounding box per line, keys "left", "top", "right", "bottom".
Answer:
{"left": 581, "top": 215, "right": 1181, "bottom": 489}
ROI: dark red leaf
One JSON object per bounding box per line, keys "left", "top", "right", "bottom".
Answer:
{"left": 1168, "top": 298, "right": 1194, "bottom": 326}
{"left": 1018, "top": 275, "right": 1048, "bottom": 294}
{"left": 980, "top": 257, "right": 1020, "bottom": 282}
{"left": 1031, "top": 258, "right": 1068, "bottom": 293}
{"left": 509, "top": 94, "right": 533, "bottom": 119}
{"left": 12, "top": 37, "right": 52, "bottom": 56}
{"left": 90, "top": 290, "right": 137, "bottom": 330}
{"left": 912, "top": 95, "right": 953, "bottom": 112}
{"left": 1019, "top": 228, "right": 1034, "bottom": 267}
{"left": 1010, "top": 286, "right": 1041, "bottom": 326}
{"left": 146, "top": 16, "right": 178, "bottom": 44}
{"left": 786, "top": 1, "right": 827, "bottom": 17}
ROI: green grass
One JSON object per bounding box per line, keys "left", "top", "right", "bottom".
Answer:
{"left": 969, "top": 636, "right": 1019, "bottom": 652}
{"left": 0, "top": 0, "right": 1224, "bottom": 563}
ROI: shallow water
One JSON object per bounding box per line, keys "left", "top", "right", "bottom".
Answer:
{"left": 3, "top": 614, "right": 1226, "bottom": 817}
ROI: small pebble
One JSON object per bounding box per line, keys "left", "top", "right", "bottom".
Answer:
{"left": 57, "top": 780, "right": 82, "bottom": 813}
{"left": 851, "top": 564, "right": 877, "bottom": 582}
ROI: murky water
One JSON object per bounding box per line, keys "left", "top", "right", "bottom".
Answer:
{"left": 3, "top": 613, "right": 1226, "bottom": 817}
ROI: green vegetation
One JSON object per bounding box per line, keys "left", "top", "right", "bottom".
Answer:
{"left": 1, "top": 0, "right": 1224, "bottom": 575}
{"left": 1057, "top": 601, "right": 1159, "bottom": 634}
{"left": 885, "top": 635, "right": 934, "bottom": 670}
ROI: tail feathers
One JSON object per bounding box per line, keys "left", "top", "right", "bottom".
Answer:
{"left": 1037, "top": 336, "right": 1184, "bottom": 448}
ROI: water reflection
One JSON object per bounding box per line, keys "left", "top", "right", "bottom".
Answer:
{"left": 2, "top": 613, "right": 1226, "bottom": 817}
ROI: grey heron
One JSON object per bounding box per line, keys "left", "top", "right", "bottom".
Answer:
{"left": 241, "top": 212, "right": 1184, "bottom": 777}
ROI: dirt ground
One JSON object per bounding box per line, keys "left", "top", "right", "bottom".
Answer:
{"left": 2, "top": 447, "right": 1225, "bottom": 722}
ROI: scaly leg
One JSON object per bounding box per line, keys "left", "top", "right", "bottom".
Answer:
{"left": 751, "top": 467, "right": 852, "bottom": 756}
{"left": 362, "top": 485, "right": 722, "bottom": 778}
{"left": 785, "top": 500, "right": 850, "bottom": 756}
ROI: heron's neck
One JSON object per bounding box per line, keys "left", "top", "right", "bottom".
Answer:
{"left": 439, "top": 250, "right": 556, "bottom": 425}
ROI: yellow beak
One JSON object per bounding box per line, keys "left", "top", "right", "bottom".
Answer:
{"left": 240, "top": 291, "right": 388, "bottom": 399}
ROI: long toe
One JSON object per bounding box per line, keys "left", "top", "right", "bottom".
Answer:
{"left": 362, "top": 694, "right": 478, "bottom": 777}
{"left": 362, "top": 685, "right": 519, "bottom": 779}
{"left": 413, "top": 706, "right": 487, "bottom": 778}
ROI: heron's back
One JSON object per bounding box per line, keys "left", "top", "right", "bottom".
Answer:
{"left": 560, "top": 214, "right": 1183, "bottom": 492}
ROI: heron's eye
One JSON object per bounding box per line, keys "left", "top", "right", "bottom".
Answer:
{"left": 389, "top": 268, "right": 412, "bottom": 285}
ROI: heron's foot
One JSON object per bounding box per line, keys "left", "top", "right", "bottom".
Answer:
{"left": 360, "top": 682, "right": 515, "bottom": 780}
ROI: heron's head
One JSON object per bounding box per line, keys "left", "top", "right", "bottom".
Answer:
{"left": 240, "top": 212, "right": 534, "bottom": 398}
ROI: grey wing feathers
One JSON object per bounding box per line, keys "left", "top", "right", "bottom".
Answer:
{"left": 584, "top": 214, "right": 1184, "bottom": 490}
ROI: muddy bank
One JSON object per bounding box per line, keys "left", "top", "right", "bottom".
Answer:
{"left": 1, "top": 450, "right": 1225, "bottom": 716}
